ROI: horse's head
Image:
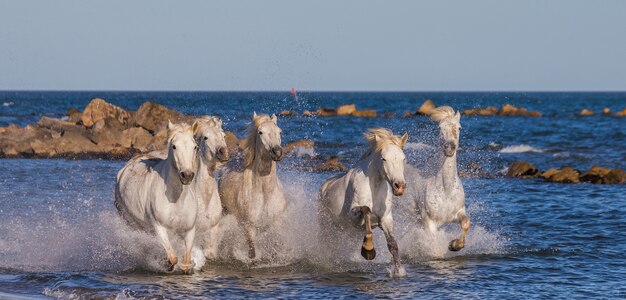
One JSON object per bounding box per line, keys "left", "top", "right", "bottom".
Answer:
{"left": 167, "top": 121, "right": 199, "bottom": 185}
{"left": 193, "top": 116, "right": 229, "bottom": 165}
{"left": 364, "top": 128, "right": 408, "bottom": 196}
{"left": 431, "top": 106, "right": 461, "bottom": 157}
{"left": 252, "top": 112, "right": 283, "bottom": 162}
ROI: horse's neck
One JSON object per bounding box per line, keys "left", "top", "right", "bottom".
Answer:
{"left": 436, "top": 153, "right": 459, "bottom": 193}
{"left": 249, "top": 153, "right": 277, "bottom": 185}
{"left": 158, "top": 157, "right": 188, "bottom": 204}
{"left": 196, "top": 160, "right": 218, "bottom": 202}
{"left": 361, "top": 155, "right": 386, "bottom": 196}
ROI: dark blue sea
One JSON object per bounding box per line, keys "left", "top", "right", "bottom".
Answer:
{"left": 0, "top": 91, "right": 625, "bottom": 299}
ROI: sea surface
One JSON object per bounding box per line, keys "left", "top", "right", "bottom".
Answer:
{"left": 0, "top": 91, "right": 625, "bottom": 299}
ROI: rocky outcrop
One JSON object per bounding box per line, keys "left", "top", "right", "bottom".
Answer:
{"left": 615, "top": 108, "right": 626, "bottom": 117}
{"left": 278, "top": 110, "right": 296, "bottom": 117}
{"left": 602, "top": 108, "right": 611, "bottom": 115}
{"left": 0, "top": 98, "right": 202, "bottom": 159}
{"left": 80, "top": 98, "right": 131, "bottom": 127}
{"left": 464, "top": 104, "right": 542, "bottom": 117}
{"left": 351, "top": 110, "right": 377, "bottom": 117}
{"left": 304, "top": 104, "right": 377, "bottom": 117}
{"left": 336, "top": 104, "right": 356, "bottom": 116}
{"left": 506, "top": 161, "right": 540, "bottom": 178}
{"left": 507, "top": 161, "right": 624, "bottom": 184}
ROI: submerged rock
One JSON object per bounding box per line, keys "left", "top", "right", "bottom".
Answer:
{"left": 602, "top": 108, "right": 611, "bottom": 115}
{"left": 579, "top": 109, "right": 594, "bottom": 116}
{"left": 278, "top": 110, "right": 296, "bottom": 117}
{"left": 313, "top": 156, "right": 348, "bottom": 172}
{"left": 464, "top": 104, "right": 541, "bottom": 117}
{"left": 351, "top": 110, "right": 377, "bottom": 117}
{"left": 336, "top": 104, "right": 356, "bottom": 116}
{"left": 580, "top": 166, "right": 626, "bottom": 184}
{"left": 506, "top": 161, "right": 540, "bottom": 178}
{"left": 615, "top": 108, "right": 626, "bottom": 117}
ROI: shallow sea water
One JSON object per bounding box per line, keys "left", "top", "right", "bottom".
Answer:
{"left": 0, "top": 92, "right": 624, "bottom": 299}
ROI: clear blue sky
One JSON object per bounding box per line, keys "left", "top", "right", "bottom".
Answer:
{"left": 1, "top": 1, "right": 625, "bottom": 91}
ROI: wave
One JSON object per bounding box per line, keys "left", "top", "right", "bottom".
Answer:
{"left": 2, "top": 101, "right": 14, "bottom": 107}
{"left": 499, "top": 144, "right": 544, "bottom": 153}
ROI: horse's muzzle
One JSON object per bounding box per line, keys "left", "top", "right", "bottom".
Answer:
{"left": 179, "top": 171, "right": 195, "bottom": 185}
{"left": 392, "top": 181, "right": 406, "bottom": 196}
{"left": 270, "top": 146, "right": 283, "bottom": 161}
{"left": 217, "top": 147, "right": 229, "bottom": 162}
{"left": 444, "top": 141, "right": 456, "bottom": 157}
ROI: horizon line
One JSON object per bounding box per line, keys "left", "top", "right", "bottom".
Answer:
{"left": 1, "top": 89, "right": 626, "bottom": 93}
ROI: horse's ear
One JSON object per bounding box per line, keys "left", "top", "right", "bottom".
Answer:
{"left": 167, "top": 120, "right": 174, "bottom": 130}
{"left": 271, "top": 114, "right": 278, "bottom": 124}
{"left": 216, "top": 118, "right": 223, "bottom": 128}
{"left": 253, "top": 111, "right": 258, "bottom": 119}
{"left": 191, "top": 120, "right": 200, "bottom": 134}
{"left": 455, "top": 111, "right": 461, "bottom": 122}
{"left": 401, "top": 132, "right": 408, "bottom": 148}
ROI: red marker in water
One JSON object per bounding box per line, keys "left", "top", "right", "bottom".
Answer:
{"left": 290, "top": 87, "right": 296, "bottom": 95}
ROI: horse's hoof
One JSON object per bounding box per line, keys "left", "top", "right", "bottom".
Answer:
{"left": 361, "top": 247, "right": 376, "bottom": 260}
{"left": 448, "top": 239, "right": 464, "bottom": 251}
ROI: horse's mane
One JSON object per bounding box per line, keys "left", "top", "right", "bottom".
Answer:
{"left": 360, "top": 128, "right": 405, "bottom": 159}
{"left": 167, "top": 122, "right": 193, "bottom": 144}
{"left": 241, "top": 113, "right": 273, "bottom": 167}
{"left": 430, "top": 106, "right": 456, "bottom": 123}
{"left": 193, "top": 116, "right": 223, "bottom": 137}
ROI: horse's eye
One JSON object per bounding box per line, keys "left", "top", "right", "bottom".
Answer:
{"left": 172, "top": 145, "right": 176, "bottom": 150}
{"left": 382, "top": 158, "right": 387, "bottom": 161}
{"left": 204, "top": 136, "right": 208, "bottom": 141}
{"left": 259, "top": 131, "right": 263, "bottom": 135}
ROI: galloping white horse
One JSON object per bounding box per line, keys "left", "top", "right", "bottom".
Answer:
{"left": 319, "top": 128, "right": 408, "bottom": 277}
{"left": 407, "top": 106, "right": 470, "bottom": 252}
{"left": 219, "top": 113, "right": 285, "bottom": 259}
{"left": 115, "top": 121, "right": 200, "bottom": 274}
{"left": 190, "top": 116, "right": 229, "bottom": 260}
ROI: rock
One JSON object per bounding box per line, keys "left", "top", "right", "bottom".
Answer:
{"left": 403, "top": 111, "right": 414, "bottom": 117}
{"left": 604, "top": 169, "right": 626, "bottom": 184}
{"left": 498, "top": 104, "right": 519, "bottom": 116}
{"left": 544, "top": 167, "right": 580, "bottom": 183}
{"left": 336, "top": 104, "right": 356, "bottom": 116}
{"left": 37, "top": 116, "right": 78, "bottom": 132}
{"left": 580, "top": 166, "right": 611, "bottom": 184}
{"left": 122, "top": 127, "right": 154, "bottom": 152}
{"left": 506, "top": 161, "right": 540, "bottom": 178}
{"left": 315, "top": 108, "right": 337, "bottom": 117}
{"left": 579, "top": 109, "right": 594, "bottom": 116}
{"left": 313, "top": 156, "right": 348, "bottom": 172}
{"left": 384, "top": 112, "right": 395, "bottom": 117}
{"left": 134, "top": 101, "right": 187, "bottom": 134}
{"left": 581, "top": 166, "right": 626, "bottom": 184}
{"left": 225, "top": 131, "right": 239, "bottom": 154}
{"left": 302, "top": 110, "right": 314, "bottom": 117}
{"left": 283, "top": 139, "right": 314, "bottom": 154}
{"left": 463, "top": 106, "right": 498, "bottom": 116}
{"left": 416, "top": 100, "right": 436, "bottom": 116}
{"left": 66, "top": 108, "right": 82, "bottom": 123}
{"left": 602, "top": 108, "right": 611, "bottom": 115}
{"left": 0, "top": 125, "right": 52, "bottom": 157}
{"left": 278, "top": 110, "right": 296, "bottom": 117}
{"left": 80, "top": 98, "right": 130, "bottom": 127}
{"left": 351, "top": 110, "right": 377, "bottom": 117}
{"left": 615, "top": 108, "right": 626, "bottom": 117}
{"left": 459, "top": 161, "right": 488, "bottom": 178}
{"left": 540, "top": 168, "right": 560, "bottom": 180}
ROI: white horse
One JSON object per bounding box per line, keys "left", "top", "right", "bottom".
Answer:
{"left": 407, "top": 106, "right": 470, "bottom": 252}
{"left": 115, "top": 121, "right": 200, "bottom": 274}
{"left": 191, "top": 116, "right": 230, "bottom": 260}
{"left": 319, "top": 128, "right": 408, "bottom": 277}
{"left": 219, "top": 112, "right": 286, "bottom": 259}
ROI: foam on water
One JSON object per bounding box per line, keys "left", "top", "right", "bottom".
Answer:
{"left": 499, "top": 144, "right": 544, "bottom": 153}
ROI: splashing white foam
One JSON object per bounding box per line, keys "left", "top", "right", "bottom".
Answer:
{"left": 499, "top": 144, "right": 544, "bottom": 153}
{"left": 2, "top": 101, "right": 14, "bottom": 107}
{"left": 404, "top": 142, "right": 435, "bottom": 151}
{"left": 288, "top": 146, "right": 317, "bottom": 158}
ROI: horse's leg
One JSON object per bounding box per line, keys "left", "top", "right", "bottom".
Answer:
{"left": 203, "top": 224, "right": 223, "bottom": 260}
{"left": 380, "top": 216, "right": 405, "bottom": 277}
{"left": 181, "top": 226, "right": 196, "bottom": 274}
{"left": 449, "top": 212, "right": 470, "bottom": 251}
{"left": 353, "top": 206, "right": 376, "bottom": 260}
{"left": 243, "top": 223, "right": 257, "bottom": 259}
{"left": 154, "top": 224, "right": 177, "bottom": 271}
